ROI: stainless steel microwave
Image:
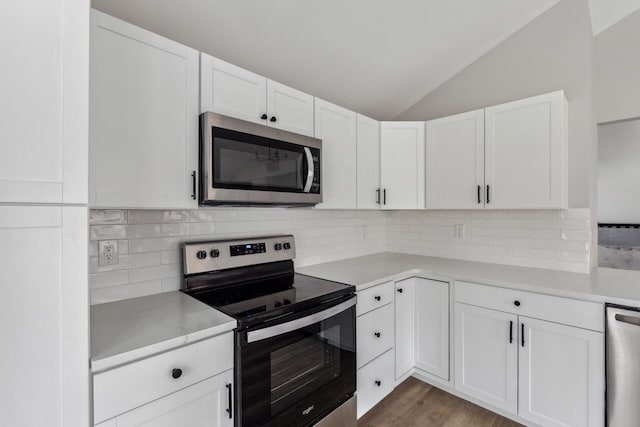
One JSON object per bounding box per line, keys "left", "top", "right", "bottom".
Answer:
{"left": 199, "top": 112, "right": 322, "bottom": 206}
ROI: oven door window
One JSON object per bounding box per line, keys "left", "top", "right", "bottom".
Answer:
{"left": 212, "top": 127, "right": 306, "bottom": 192}
{"left": 240, "top": 305, "right": 355, "bottom": 426}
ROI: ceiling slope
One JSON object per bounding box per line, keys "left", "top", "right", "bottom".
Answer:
{"left": 92, "top": 0, "right": 560, "bottom": 120}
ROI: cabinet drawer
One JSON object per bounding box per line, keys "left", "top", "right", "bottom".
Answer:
{"left": 455, "top": 281, "right": 603, "bottom": 332}
{"left": 357, "top": 303, "right": 394, "bottom": 368}
{"left": 357, "top": 349, "right": 395, "bottom": 419}
{"left": 357, "top": 281, "right": 394, "bottom": 316}
{"left": 93, "top": 332, "right": 233, "bottom": 423}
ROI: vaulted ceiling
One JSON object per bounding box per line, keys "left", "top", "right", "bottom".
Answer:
{"left": 92, "top": 0, "right": 640, "bottom": 120}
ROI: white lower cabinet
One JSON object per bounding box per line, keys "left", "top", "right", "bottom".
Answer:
{"left": 454, "top": 303, "right": 518, "bottom": 413}
{"left": 93, "top": 332, "right": 234, "bottom": 426}
{"left": 454, "top": 281, "right": 605, "bottom": 427}
{"left": 518, "top": 317, "right": 604, "bottom": 427}
{"left": 394, "top": 278, "right": 415, "bottom": 379}
{"left": 414, "top": 278, "right": 450, "bottom": 380}
{"left": 357, "top": 349, "right": 395, "bottom": 419}
{"left": 97, "top": 370, "right": 233, "bottom": 427}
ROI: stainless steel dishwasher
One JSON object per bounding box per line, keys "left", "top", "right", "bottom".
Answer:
{"left": 606, "top": 304, "right": 640, "bottom": 426}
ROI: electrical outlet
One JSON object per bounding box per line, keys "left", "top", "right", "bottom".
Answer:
{"left": 454, "top": 224, "right": 465, "bottom": 240}
{"left": 99, "top": 240, "right": 119, "bottom": 266}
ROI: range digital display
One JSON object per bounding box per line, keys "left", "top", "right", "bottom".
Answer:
{"left": 230, "top": 242, "right": 266, "bottom": 257}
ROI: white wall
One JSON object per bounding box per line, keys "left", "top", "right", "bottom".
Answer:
{"left": 598, "top": 119, "right": 640, "bottom": 223}
{"left": 596, "top": 8, "right": 640, "bottom": 124}
{"left": 396, "top": 0, "right": 595, "bottom": 209}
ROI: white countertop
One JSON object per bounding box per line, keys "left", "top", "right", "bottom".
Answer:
{"left": 297, "top": 252, "right": 640, "bottom": 307}
{"left": 91, "top": 291, "right": 236, "bottom": 372}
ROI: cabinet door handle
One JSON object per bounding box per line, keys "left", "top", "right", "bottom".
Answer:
{"left": 477, "top": 185, "right": 481, "bottom": 204}
{"left": 270, "top": 116, "right": 277, "bottom": 122}
{"left": 226, "top": 383, "right": 233, "bottom": 419}
{"left": 486, "top": 185, "right": 490, "bottom": 204}
{"left": 374, "top": 295, "right": 381, "bottom": 301}
{"left": 374, "top": 332, "right": 381, "bottom": 338}
{"left": 397, "top": 288, "right": 403, "bottom": 293}
{"left": 191, "top": 171, "right": 197, "bottom": 200}
{"left": 509, "top": 321, "right": 513, "bottom": 344}
{"left": 375, "top": 380, "right": 381, "bottom": 387}
{"left": 521, "top": 323, "right": 525, "bottom": 347}
{"left": 383, "top": 189, "right": 386, "bottom": 205}
{"left": 376, "top": 188, "right": 381, "bottom": 205}
{"left": 171, "top": 368, "right": 183, "bottom": 379}
{"left": 261, "top": 113, "right": 268, "bottom": 120}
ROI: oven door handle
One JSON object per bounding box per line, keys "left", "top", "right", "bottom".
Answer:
{"left": 303, "top": 147, "right": 315, "bottom": 193}
{"left": 246, "top": 297, "right": 356, "bottom": 343}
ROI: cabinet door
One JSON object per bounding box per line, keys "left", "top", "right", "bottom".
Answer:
{"left": 266, "top": 80, "right": 314, "bottom": 136}
{"left": 314, "top": 98, "right": 357, "bottom": 209}
{"left": 395, "top": 278, "right": 415, "bottom": 379}
{"left": 426, "top": 110, "right": 484, "bottom": 209}
{"left": 114, "top": 370, "right": 234, "bottom": 427}
{"left": 414, "top": 278, "right": 449, "bottom": 380}
{"left": 484, "top": 91, "right": 567, "bottom": 209}
{"left": 380, "top": 122, "right": 425, "bottom": 210}
{"left": 200, "top": 53, "right": 267, "bottom": 124}
{"left": 90, "top": 11, "right": 199, "bottom": 208}
{"left": 1, "top": 206, "right": 88, "bottom": 427}
{"left": 0, "top": 0, "right": 88, "bottom": 204}
{"left": 454, "top": 303, "right": 518, "bottom": 414}
{"left": 518, "top": 317, "right": 604, "bottom": 427}
{"left": 356, "top": 114, "right": 381, "bottom": 209}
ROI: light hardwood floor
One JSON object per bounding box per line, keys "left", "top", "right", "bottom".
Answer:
{"left": 358, "top": 377, "right": 522, "bottom": 427}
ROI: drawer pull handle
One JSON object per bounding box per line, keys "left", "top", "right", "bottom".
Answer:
{"left": 397, "top": 288, "right": 403, "bottom": 293}
{"left": 374, "top": 332, "right": 381, "bottom": 338}
{"left": 521, "top": 323, "right": 525, "bottom": 347}
{"left": 375, "top": 380, "right": 381, "bottom": 387}
{"left": 509, "top": 320, "right": 513, "bottom": 344}
{"left": 514, "top": 300, "right": 521, "bottom": 307}
{"left": 171, "top": 368, "right": 183, "bottom": 379}
{"left": 374, "top": 295, "right": 381, "bottom": 301}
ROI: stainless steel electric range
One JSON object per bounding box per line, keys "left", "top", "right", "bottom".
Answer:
{"left": 182, "top": 235, "right": 356, "bottom": 427}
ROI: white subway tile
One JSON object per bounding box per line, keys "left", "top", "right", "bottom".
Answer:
{"left": 128, "top": 210, "right": 189, "bottom": 224}
{"left": 90, "top": 224, "right": 162, "bottom": 240}
{"left": 89, "top": 270, "right": 128, "bottom": 289}
{"left": 129, "top": 263, "right": 180, "bottom": 283}
{"left": 90, "top": 209, "right": 127, "bottom": 225}
{"left": 90, "top": 281, "right": 162, "bottom": 305}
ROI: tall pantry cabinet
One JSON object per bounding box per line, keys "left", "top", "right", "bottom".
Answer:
{"left": 0, "top": 0, "right": 90, "bottom": 426}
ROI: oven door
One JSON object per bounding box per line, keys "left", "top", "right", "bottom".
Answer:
{"left": 200, "top": 112, "right": 321, "bottom": 205}
{"left": 237, "top": 296, "right": 356, "bottom": 427}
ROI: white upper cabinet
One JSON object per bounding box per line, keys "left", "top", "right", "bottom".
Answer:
{"left": 266, "top": 80, "right": 314, "bottom": 136}
{"left": 380, "top": 122, "right": 425, "bottom": 210}
{"left": 314, "top": 98, "right": 357, "bottom": 209}
{"left": 201, "top": 54, "right": 314, "bottom": 136}
{"left": 200, "top": 54, "right": 267, "bottom": 125}
{"left": 90, "top": 10, "right": 199, "bottom": 209}
{"left": 426, "top": 110, "right": 485, "bottom": 209}
{"left": 484, "top": 91, "right": 567, "bottom": 209}
{"left": 0, "top": 0, "right": 88, "bottom": 204}
{"left": 518, "top": 317, "right": 604, "bottom": 427}
{"left": 414, "top": 278, "right": 450, "bottom": 381}
{"left": 356, "top": 114, "right": 381, "bottom": 209}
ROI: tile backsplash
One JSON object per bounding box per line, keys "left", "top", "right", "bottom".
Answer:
{"left": 89, "top": 208, "right": 591, "bottom": 305}
{"left": 387, "top": 209, "right": 591, "bottom": 273}
{"left": 89, "top": 208, "right": 386, "bottom": 305}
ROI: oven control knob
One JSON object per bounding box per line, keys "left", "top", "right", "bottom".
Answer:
{"left": 210, "top": 249, "right": 220, "bottom": 258}
{"left": 274, "top": 243, "right": 283, "bottom": 251}
{"left": 283, "top": 242, "right": 291, "bottom": 250}
{"left": 196, "top": 250, "right": 207, "bottom": 260}
{"left": 274, "top": 301, "right": 283, "bottom": 308}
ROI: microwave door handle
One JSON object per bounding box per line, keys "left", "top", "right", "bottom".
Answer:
{"left": 303, "top": 147, "right": 314, "bottom": 193}
{"left": 246, "top": 297, "right": 355, "bottom": 343}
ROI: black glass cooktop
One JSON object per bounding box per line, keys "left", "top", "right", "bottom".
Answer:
{"left": 183, "top": 261, "right": 354, "bottom": 329}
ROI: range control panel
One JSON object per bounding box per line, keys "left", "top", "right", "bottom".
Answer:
{"left": 183, "top": 235, "right": 296, "bottom": 276}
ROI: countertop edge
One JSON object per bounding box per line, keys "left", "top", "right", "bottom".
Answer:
{"left": 91, "top": 319, "right": 237, "bottom": 373}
